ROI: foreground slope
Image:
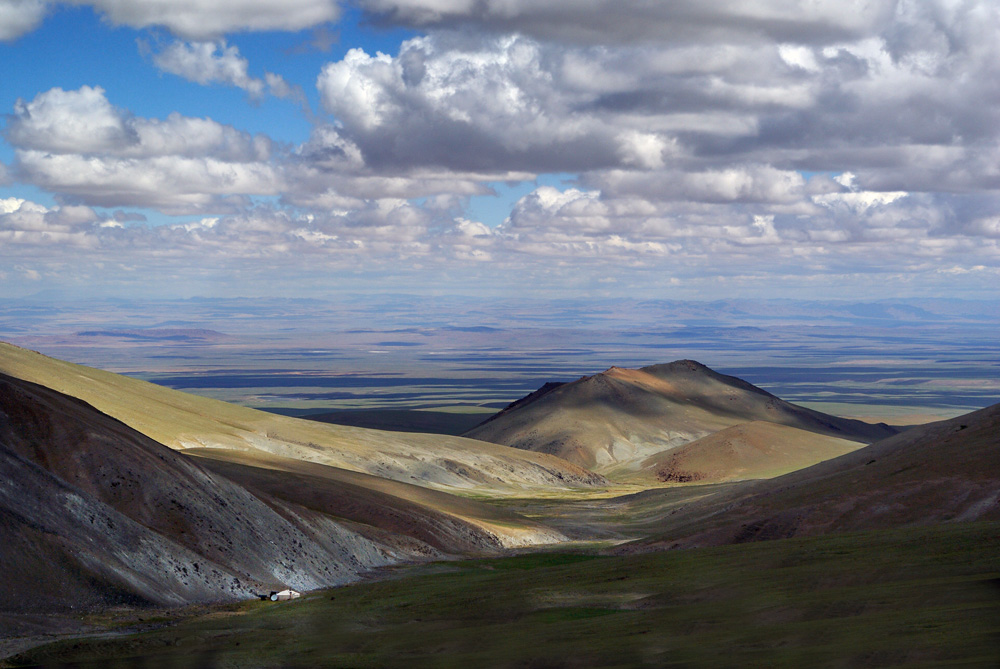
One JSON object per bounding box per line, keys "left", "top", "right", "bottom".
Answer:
{"left": 0, "top": 373, "right": 394, "bottom": 613}
{"left": 0, "top": 343, "right": 603, "bottom": 492}
{"left": 12, "top": 523, "right": 1000, "bottom": 667}
{"left": 0, "top": 374, "right": 564, "bottom": 615}
{"left": 630, "top": 402, "right": 1000, "bottom": 549}
{"left": 465, "top": 360, "right": 896, "bottom": 472}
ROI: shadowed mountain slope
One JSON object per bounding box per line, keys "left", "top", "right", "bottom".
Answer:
{"left": 0, "top": 342, "right": 603, "bottom": 492}
{"left": 627, "top": 402, "right": 1000, "bottom": 550}
{"left": 465, "top": 360, "right": 897, "bottom": 473}
{"left": 0, "top": 373, "right": 565, "bottom": 615}
{"left": 184, "top": 448, "right": 565, "bottom": 552}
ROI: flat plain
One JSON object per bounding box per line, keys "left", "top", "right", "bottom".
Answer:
{"left": 3, "top": 296, "right": 997, "bottom": 418}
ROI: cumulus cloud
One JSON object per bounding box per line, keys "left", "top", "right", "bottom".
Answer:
{"left": 151, "top": 40, "right": 307, "bottom": 105}
{"left": 8, "top": 85, "right": 271, "bottom": 159}
{"left": 7, "top": 86, "right": 281, "bottom": 213}
{"left": 311, "top": 1, "right": 1000, "bottom": 195}
{"left": 442, "top": 218, "right": 495, "bottom": 261}
{"left": 0, "top": 0, "right": 45, "bottom": 40}
{"left": 4, "top": 0, "right": 1000, "bottom": 296}
{"left": 2, "top": 182, "right": 998, "bottom": 297}
{"left": 486, "top": 178, "right": 1000, "bottom": 275}
{"left": 152, "top": 40, "right": 266, "bottom": 96}
{"left": 588, "top": 166, "right": 809, "bottom": 206}
{"left": 2, "top": 0, "right": 340, "bottom": 41}
{"left": 72, "top": 0, "right": 339, "bottom": 39}
{"left": 968, "top": 217, "right": 1000, "bottom": 239}
{"left": 18, "top": 151, "right": 280, "bottom": 212}
{"left": 358, "top": 0, "right": 897, "bottom": 46}
{"left": 317, "top": 35, "right": 647, "bottom": 172}
{"left": 813, "top": 190, "right": 909, "bottom": 211}
{"left": 0, "top": 197, "right": 102, "bottom": 246}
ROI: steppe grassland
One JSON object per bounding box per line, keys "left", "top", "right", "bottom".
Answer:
{"left": 10, "top": 522, "right": 999, "bottom": 668}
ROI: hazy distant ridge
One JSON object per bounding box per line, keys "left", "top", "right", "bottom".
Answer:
{"left": 76, "top": 328, "right": 229, "bottom": 342}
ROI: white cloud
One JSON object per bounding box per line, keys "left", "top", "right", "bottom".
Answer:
{"left": 722, "top": 214, "right": 781, "bottom": 245}
{"left": 151, "top": 40, "right": 306, "bottom": 104}
{"left": 778, "top": 44, "right": 819, "bottom": 71}
{"left": 18, "top": 151, "right": 280, "bottom": 212}
{"left": 71, "top": 0, "right": 339, "bottom": 39}
{"left": 591, "top": 166, "right": 808, "bottom": 205}
{"left": 4, "top": 1, "right": 1000, "bottom": 297}
{"left": 264, "top": 72, "right": 302, "bottom": 101}
{"left": 833, "top": 172, "right": 857, "bottom": 190}
{"left": 1, "top": 183, "right": 997, "bottom": 297}
{"left": 153, "top": 40, "right": 266, "bottom": 97}
{"left": 9, "top": 86, "right": 270, "bottom": 159}
{"left": 3, "top": 0, "right": 340, "bottom": 41}
{"left": 308, "top": 2, "right": 1000, "bottom": 193}
{"left": 617, "top": 131, "right": 671, "bottom": 169}
{"left": 0, "top": 0, "right": 45, "bottom": 40}
{"left": 8, "top": 86, "right": 281, "bottom": 213}
{"left": 451, "top": 218, "right": 492, "bottom": 238}
{"left": 0, "top": 197, "right": 102, "bottom": 247}
{"left": 1, "top": 196, "right": 43, "bottom": 215}
{"left": 7, "top": 85, "right": 134, "bottom": 154}
{"left": 357, "top": 0, "right": 896, "bottom": 45}
{"left": 813, "top": 191, "right": 908, "bottom": 211}
{"left": 316, "top": 34, "right": 650, "bottom": 171}
{"left": 967, "top": 217, "right": 1000, "bottom": 238}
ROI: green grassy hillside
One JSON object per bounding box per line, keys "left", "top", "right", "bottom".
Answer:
{"left": 8, "top": 521, "right": 999, "bottom": 668}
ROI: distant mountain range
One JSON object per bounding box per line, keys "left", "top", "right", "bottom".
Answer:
{"left": 75, "top": 328, "right": 230, "bottom": 342}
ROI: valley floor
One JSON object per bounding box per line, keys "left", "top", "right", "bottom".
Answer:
{"left": 4, "top": 520, "right": 999, "bottom": 668}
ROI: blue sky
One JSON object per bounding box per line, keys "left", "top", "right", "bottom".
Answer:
{"left": 1, "top": 0, "right": 999, "bottom": 301}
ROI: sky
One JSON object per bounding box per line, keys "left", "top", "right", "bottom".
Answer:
{"left": 1, "top": 0, "right": 999, "bottom": 301}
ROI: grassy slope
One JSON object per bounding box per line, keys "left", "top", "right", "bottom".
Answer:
{"left": 8, "top": 521, "right": 999, "bottom": 668}
{"left": 0, "top": 342, "right": 603, "bottom": 492}
{"left": 636, "top": 421, "right": 864, "bottom": 484}
{"left": 184, "top": 448, "right": 565, "bottom": 550}
{"left": 626, "top": 403, "right": 1000, "bottom": 550}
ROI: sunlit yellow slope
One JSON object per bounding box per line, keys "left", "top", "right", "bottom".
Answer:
{"left": 0, "top": 342, "right": 604, "bottom": 493}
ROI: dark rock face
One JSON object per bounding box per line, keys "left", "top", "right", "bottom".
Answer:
{"left": 0, "top": 375, "right": 406, "bottom": 614}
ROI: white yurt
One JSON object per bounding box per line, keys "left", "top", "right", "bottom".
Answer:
{"left": 269, "top": 589, "right": 301, "bottom": 601}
